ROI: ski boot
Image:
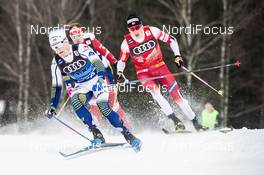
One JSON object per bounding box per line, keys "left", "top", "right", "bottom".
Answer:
{"left": 167, "top": 113, "right": 186, "bottom": 131}
{"left": 89, "top": 125, "right": 105, "bottom": 146}
{"left": 192, "top": 116, "right": 202, "bottom": 131}
{"left": 121, "top": 129, "right": 142, "bottom": 152}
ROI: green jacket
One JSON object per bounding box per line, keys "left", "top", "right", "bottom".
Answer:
{"left": 201, "top": 109, "right": 219, "bottom": 129}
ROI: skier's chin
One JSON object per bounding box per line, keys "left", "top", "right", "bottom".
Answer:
{"left": 132, "top": 30, "right": 144, "bottom": 39}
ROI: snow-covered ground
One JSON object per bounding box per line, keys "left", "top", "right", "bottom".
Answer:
{"left": 1, "top": 121, "right": 264, "bottom": 175}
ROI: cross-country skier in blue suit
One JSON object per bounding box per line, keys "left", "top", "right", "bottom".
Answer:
{"left": 45, "top": 27, "right": 141, "bottom": 151}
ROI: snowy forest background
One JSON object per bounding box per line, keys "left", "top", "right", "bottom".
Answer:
{"left": 0, "top": 0, "right": 263, "bottom": 129}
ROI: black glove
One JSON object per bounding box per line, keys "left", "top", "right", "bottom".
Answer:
{"left": 112, "top": 62, "right": 117, "bottom": 70}
{"left": 117, "top": 71, "right": 128, "bottom": 84}
{"left": 45, "top": 106, "right": 57, "bottom": 119}
{"left": 174, "top": 55, "right": 184, "bottom": 68}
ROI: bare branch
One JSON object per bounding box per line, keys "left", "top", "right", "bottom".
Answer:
{"left": 231, "top": 104, "right": 264, "bottom": 118}
{"left": 2, "top": 63, "right": 19, "bottom": 78}
{"left": 196, "top": 34, "right": 222, "bottom": 56}
{"left": 0, "top": 76, "right": 17, "bottom": 83}
{"left": 67, "top": 0, "right": 92, "bottom": 24}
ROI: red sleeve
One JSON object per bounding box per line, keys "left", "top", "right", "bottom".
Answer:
{"left": 91, "top": 38, "right": 117, "bottom": 65}
{"left": 150, "top": 26, "right": 171, "bottom": 44}
{"left": 119, "top": 50, "right": 129, "bottom": 62}
{"left": 119, "top": 39, "right": 130, "bottom": 62}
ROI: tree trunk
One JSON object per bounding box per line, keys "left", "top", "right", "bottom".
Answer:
{"left": 184, "top": 0, "right": 193, "bottom": 87}
{"left": 224, "top": 38, "right": 230, "bottom": 127}
{"left": 15, "top": 1, "right": 24, "bottom": 122}
{"left": 223, "top": 1, "right": 232, "bottom": 127}
{"left": 89, "top": 0, "right": 95, "bottom": 26}
{"left": 261, "top": 47, "right": 264, "bottom": 128}
{"left": 23, "top": 1, "right": 31, "bottom": 120}
{"left": 220, "top": 0, "right": 228, "bottom": 127}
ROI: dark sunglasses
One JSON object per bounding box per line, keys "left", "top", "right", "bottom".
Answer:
{"left": 129, "top": 25, "right": 142, "bottom": 31}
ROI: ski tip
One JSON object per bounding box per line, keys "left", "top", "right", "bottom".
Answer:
{"left": 162, "top": 128, "right": 170, "bottom": 134}
{"left": 59, "top": 151, "right": 67, "bottom": 157}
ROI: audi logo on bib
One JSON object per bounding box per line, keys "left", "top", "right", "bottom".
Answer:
{"left": 132, "top": 40, "right": 156, "bottom": 55}
{"left": 63, "top": 60, "right": 86, "bottom": 73}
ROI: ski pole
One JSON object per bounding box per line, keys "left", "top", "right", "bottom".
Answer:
{"left": 185, "top": 60, "right": 241, "bottom": 74}
{"left": 51, "top": 96, "right": 92, "bottom": 142}
{"left": 109, "top": 61, "right": 241, "bottom": 86}
{"left": 56, "top": 96, "right": 71, "bottom": 118}
{"left": 52, "top": 115, "right": 92, "bottom": 142}
{"left": 163, "top": 61, "right": 238, "bottom": 96}
{"left": 181, "top": 66, "right": 223, "bottom": 96}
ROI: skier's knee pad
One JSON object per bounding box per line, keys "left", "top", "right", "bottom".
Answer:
{"left": 96, "top": 101, "right": 112, "bottom": 117}
{"left": 71, "top": 93, "right": 87, "bottom": 111}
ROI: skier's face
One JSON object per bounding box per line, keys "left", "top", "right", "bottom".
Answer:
{"left": 129, "top": 25, "right": 144, "bottom": 38}
{"left": 205, "top": 103, "right": 214, "bottom": 112}
{"left": 70, "top": 34, "right": 84, "bottom": 44}
{"left": 69, "top": 26, "right": 84, "bottom": 44}
{"left": 54, "top": 41, "right": 70, "bottom": 58}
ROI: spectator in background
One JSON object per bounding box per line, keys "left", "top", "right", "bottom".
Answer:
{"left": 201, "top": 102, "right": 219, "bottom": 130}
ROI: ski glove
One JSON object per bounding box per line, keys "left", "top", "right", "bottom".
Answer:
{"left": 45, "top": 106, "right": 57, "bottom": 119}
{"left": 174, "top": 55, "right": 183, "bottom": 68}
{"left": 112, "top": 62, "right": 118, "bottom": 70}
{"left": 117, "top": 71, "right": 129, "bottom": 84}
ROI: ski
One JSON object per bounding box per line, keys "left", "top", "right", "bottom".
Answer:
{"left": 162, "top": 127, "right": 234, "bottom": 135}
{"left": 162, "top": 128, "right": 192, "bottom": 134}
{"left": 59, "top": 142, "right": 127, "bottom": 158}
{"left": 219, "top": 127, "right": 233, "bottom": 133}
